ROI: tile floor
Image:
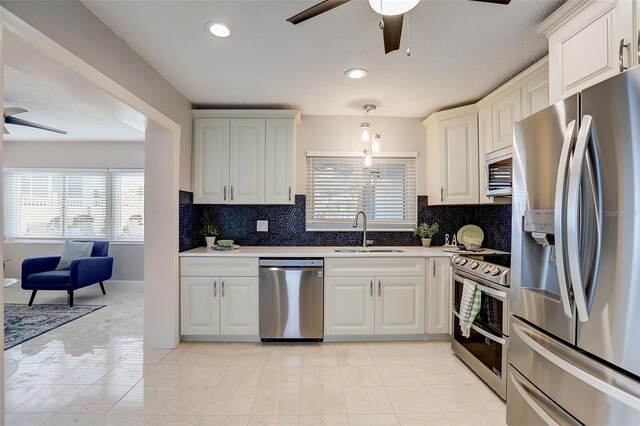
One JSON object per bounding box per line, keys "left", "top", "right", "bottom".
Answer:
{"left": 3, "top": 284, "right": 506, "bottom": 425}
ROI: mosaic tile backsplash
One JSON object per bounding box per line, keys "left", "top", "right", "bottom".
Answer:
{"left": 179, "top": 192, "right": 512, "bottom": 253}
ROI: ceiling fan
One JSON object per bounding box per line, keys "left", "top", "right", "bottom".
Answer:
{"left": 3, "top": 107, "right": 67, "bottom": 135}
{"left": 287, "top": 0, "right": 511, "bottom": 54}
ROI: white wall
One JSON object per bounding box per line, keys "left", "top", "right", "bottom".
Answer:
{"left": 3, "top": 140, "right": 144, "bottom": 281}
{"left": 2, "top": 0, "right": 193, "bottom": 191}
{"left": 297, "top": 115, "right": 427, "bottom": 195}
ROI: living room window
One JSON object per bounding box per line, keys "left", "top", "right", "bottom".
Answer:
{"left": 306, "top": 154, "right": 417, "bottom": 231}
{"left": 3, "top": 169, "right": 144, "bottom": 241}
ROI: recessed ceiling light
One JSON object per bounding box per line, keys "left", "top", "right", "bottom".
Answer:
{"left": 345, "top": 68, "right": 368, "bottom": 79}
{"left": 206, "top": 21, "right": 231, "bottom": 38}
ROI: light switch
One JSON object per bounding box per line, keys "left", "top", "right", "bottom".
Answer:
{"left": 257, "top": 220, "right": 268, "bottom": 232}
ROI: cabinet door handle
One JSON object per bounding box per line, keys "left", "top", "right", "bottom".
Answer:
{"left": 378, "top": 280, "right": 381, "bottom": 297}
{"left": 433, "top": 262, "right": 436, "bottom": 277}
{"left": 221, "top": 281, "right": 225, "bottom": 297}
{"left": 440, "top": 187, "right": 444, "bottom": 202}
{"left": 230, "top": 186, "right": 234, "bottom": 201}
{"left": 370, "top": 280, "right": 373, "bottom": 297}
{"left": 288, "top": 186, "right": 292, "bottom": 201}
{"left": 637, "top": 30, "right": 640, "bottom": 63}
{"left": 213, "top": 280, "right": 217, "bottom": 297}
{"left": 620, "top": 38, "right": 629, "bottom": 72}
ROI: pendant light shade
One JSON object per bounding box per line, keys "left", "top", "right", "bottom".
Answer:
{"left": 360, "top": 122, "right": 371, "bottom": 142}
{"left": 368, "top": 0, "right": 419, "bottom": 16}
{"left": 364, "top": 152, "right": 373, "bottom": 167}
{"left": 372, "top": 134, "right": 381, "bottom": 152}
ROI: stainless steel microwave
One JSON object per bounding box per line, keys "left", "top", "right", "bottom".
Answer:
{"left": 485, "top": 147, "right": 512, "bottom": 197}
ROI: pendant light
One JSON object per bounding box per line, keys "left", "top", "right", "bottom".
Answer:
{"left": 361, "top": 104, "right": 380, "bottom": 167}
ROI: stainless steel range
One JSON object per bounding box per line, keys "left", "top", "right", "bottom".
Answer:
{"left": 450, "top": 253, "right": 510, "bottom": 399}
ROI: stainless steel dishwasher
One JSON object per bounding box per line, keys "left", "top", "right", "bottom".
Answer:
{"left": 259, "top": 258, "right": 324, "bottom": 342}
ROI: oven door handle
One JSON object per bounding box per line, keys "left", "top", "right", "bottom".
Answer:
{"left": 453, "top": 274, "right": 507, "bottom": 300}
{"left": 452, "top": 310, "right": 506, "bottom": 345}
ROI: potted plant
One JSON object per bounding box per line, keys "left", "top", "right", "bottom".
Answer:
{"left": 414, "top": 222, "right": 439, "bottom": 247}
{"left": 200, "top": 212, "right": 220, "bottom": 247}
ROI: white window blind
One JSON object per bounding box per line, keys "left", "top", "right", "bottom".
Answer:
{"left": 306, "top": 155, "right": 417, "bottom": 231}
{"left": 4, "top": 169, "right": 144, "bottom": 241}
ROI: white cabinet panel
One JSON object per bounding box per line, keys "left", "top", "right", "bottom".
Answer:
{"left": 193, "top": 118, "right": 229, "bottom": 204}
{"left": 229, "top": 119, "right": 265, "bottom": 204}
{"left": 438, "top": 113, "right": 479, "bottom": 205}
{"left": 180, "top": 257, "right": 259, "bottom": 277}
{"left": 478, "top": 106, "right": 493, "bottom": 204}
{"left": 521, "top": 68, "right": 550, "bottom": 118}
{"left": 180, "top": 277, "right": 219, "bottom": 335}
{"left": 220, "top": 276, "right": 259, "bottom": 335}
{"left": 325, "top": 276, "right": 375, "bottom": 335}
{"left": 492, "top": 89, "right": 521, "bottom": 151}
{"left": 265, "top": 119, "right": 295, "bottom": 204}
{"left": 375, "top": 276, "right": 425, "bottom": 335}
{"left": 325, "top": 257, "right": 425, "bottom": 277}
{"left": 427, "top": 258, "right": 451, "bottom": 335}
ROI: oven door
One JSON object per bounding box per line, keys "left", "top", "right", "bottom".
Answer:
{"left": 451, "top": 271, "right": 509, "bottom": 399}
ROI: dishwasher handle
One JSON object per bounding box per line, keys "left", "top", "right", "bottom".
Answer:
{"left": 259, "top": 258, "right": 324, "bottom": 268}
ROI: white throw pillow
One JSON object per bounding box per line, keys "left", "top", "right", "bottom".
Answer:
{"left": 55, "top": 241, "right": 94, "bottom": 270}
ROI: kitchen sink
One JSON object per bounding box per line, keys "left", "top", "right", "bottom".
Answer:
{"left": 334, "top": 249, "right": 405, "bottom": 253}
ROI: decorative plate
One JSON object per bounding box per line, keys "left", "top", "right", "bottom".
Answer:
{"left": 457, "top": 225, "right": 484, "bottom": 246}
{"left": 212, "top": 244, "right": 241, "bottom": 251}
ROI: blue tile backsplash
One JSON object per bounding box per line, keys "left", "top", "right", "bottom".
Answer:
{"left": 179, "top": 191, "right": 511, "bottom": 253}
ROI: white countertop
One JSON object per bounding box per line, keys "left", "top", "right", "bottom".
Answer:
{"left": 179, "top": 246, "right": 508, "bottom": 258}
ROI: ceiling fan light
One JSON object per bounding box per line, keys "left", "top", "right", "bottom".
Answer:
{"left": 207, "top": 21, "right": 231, "bottom": 38}
{"left": 345, "top": 68, "right": 368, "bottom": 79}
{"left": 368, "top": 0, "right": 419, "bottom": 16}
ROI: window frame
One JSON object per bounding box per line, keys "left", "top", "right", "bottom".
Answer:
{"left": 3, "top": 168, "right": 145, "bottom": 243}
{"left": 305, "top": 152, "right": 417, "bottom": 232}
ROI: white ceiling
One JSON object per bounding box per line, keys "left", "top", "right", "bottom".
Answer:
{"left": 3, "top": 33, "right": 146, "bottom": 142}
{"left": 83, "top": 0, "right": 564, "bottom": 118}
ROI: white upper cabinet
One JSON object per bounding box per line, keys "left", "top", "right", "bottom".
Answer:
{"left": 538, "top": 0, "right": 635, "bottom": 103}
{"left": 229, "top": 119, "right": 266, "bottom": 204}
{"left": 193, "top": 118, "right": 230, "bottom": 204}
{"left": 492, "top": 88, "right": 521, "bottom": 152}
{"left": 478, "top": 107, "right": 494, "bottom": 204}
{"left": 192, "top": 110, "right": 300, "bottom": 205}
{"left": 265, "top": 119, "right": 296, "bottom": 204}
{"left": 521, "top": 67, "right": 550, "bottom": 118}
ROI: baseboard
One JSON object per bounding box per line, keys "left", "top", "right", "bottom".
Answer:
{"left": 106, "top": 280, "right": 144, "bottom": 290}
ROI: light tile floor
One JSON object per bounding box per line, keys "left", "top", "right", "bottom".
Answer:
{"left": 4, "top": 284, "right": 506, "bottom": 425}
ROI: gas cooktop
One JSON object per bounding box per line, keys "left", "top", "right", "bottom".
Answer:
{"left": 451, "top": 253, "right": 511, "bottom": 287}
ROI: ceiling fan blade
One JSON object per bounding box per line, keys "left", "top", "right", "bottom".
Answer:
{"left": 3, "top": 107, "right": 28, "bottom": 117}
{"left": 286, "top": 0, "right": 351, "bottom": 25}
{"left": 382, "top": 14, "right": 404, "bottom": 54}
{"left": 4, "top": 116, "right": 67, "bottom": 134}
{"left": 468, "top": 0, "right": 511, "bottom": 4}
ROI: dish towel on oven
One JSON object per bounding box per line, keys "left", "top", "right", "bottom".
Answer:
{"left": 459, "top": 279, "right": 482, "bottom": 338}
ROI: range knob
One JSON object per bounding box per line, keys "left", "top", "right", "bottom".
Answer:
{"left": 483, "top": 265, "right": 492, "bottom": 274}
{"left": 490, "top": 266, "right": 502, "bottom": 276}
{"left": 459, "top": 258, "right": 468, "bottom": 266}
{"left": 451, "top": 255, "right": 460, "bottom": 264}
{"left": 470, "top": 261, "right": 480, "bottom": 269}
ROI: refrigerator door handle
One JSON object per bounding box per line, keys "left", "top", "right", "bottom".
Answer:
{"left": 553, "top": 120, "right": 576, "bottom": 318}
{"left": 513, "top": 322, "right": 640, "bottom": 412}
{"left": 567, "top": 115, "right": 602, "bottom": 323}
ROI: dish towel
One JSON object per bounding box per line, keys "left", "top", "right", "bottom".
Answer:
{"left": 459, "top": 279, "right": 482, "bottom": 338}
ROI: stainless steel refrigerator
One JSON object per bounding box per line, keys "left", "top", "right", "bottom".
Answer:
{"left": 508, "top": 66, "right": 640, "bottom": 425}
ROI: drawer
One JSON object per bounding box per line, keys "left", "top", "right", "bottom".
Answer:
{"left": 180, "top": 257, "right": 259, "bottom": 277}
{"left": 325, "top": 257, "right": 425, "bottom": 277}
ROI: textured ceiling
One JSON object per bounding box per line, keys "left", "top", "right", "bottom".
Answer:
{"left": 4, "top": 66, "right": 145, "bottom": 142}
{"left": 83, "top": 0, "right": 564, "bottom": 118}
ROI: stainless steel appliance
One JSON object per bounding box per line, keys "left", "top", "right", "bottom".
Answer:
{"left": 451, "top": 253, "right": 510, "bottom": 399}
{"left": 485, "top": 146, "right": 513, "bottom": 197}
{"left": 509, "top": 66, "right": 640, "bottom": 424}
{"left": 259, "top": 258, "right": 324, "bottom": 341}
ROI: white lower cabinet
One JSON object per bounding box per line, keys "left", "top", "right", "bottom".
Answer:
{"left": 427, "top": 257, "right": 452, "bottom": 335}
{"left": 324, "top": 257, "right": 427, "bottom": 337}
{"left": 180, "top": 257, "right": 259, "bottom": 339}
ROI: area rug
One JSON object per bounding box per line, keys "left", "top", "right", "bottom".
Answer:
{"left": 4, "top": 303, "right": 105, "bottom": 350}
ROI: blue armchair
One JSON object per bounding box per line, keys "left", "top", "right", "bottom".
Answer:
{"left": 21, "top": 241, "right": 114, "bottom": 307}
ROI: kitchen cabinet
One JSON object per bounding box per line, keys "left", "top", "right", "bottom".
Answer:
{"left": 491, "top": 88, "right": 521, "bottom": 152}
{"left": 180, "top": 257, "right": 259, "bottom": 338}
{"left": 192, "top": 110, "right": 300, "bottom": 205}
{"left": 538, "top": 0, "right": 634, "bottom": 103}
{"left": 521, "top": 67, "right": 550, "bottom": 119}
{"left": 426, "top": 257, "right": 451, "bottom": 335}
{"left": 478, "top": 106, "right": 493, "bottom": 204}
{"left": 423, "top": 104, "right": 479, "bottom": 205}
{"left": 324, "top": 257, "right": 426, "bottom": 337}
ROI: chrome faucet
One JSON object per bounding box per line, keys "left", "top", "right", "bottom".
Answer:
{"left": 353, "top": 210, "right": 373, "bottom": 247}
